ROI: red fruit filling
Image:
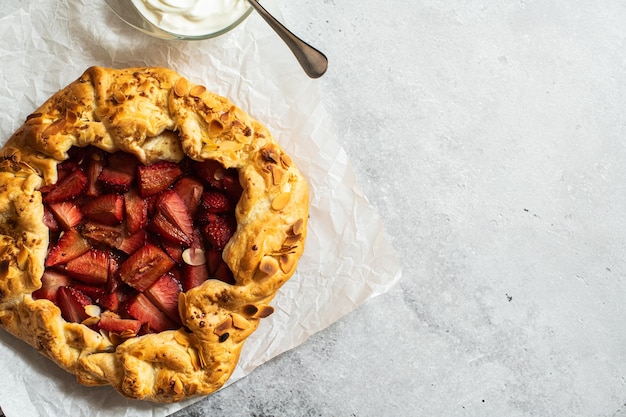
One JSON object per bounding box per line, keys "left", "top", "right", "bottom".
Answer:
{"left": 34, "top": 146, "right": 243, "bottom": 339}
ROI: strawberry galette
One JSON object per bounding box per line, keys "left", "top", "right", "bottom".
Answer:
{"left": 0, "top": 66, "right": 308, "bottom": 402}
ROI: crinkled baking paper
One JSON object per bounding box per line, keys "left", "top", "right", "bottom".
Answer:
{"left": 0, "top": 1, "right": 402, "bottom": 416}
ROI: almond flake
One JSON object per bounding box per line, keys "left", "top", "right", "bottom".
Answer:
{"left": 242, "top": 304, "right": 258, "bottom": 316}
{"left": 202, "top": 139, "right": 219, "bottom": 152}
{"left": 174, "top": 328, "right": 191, "bottom": 347}
{"left": 120, "top": 329, "right": 138, "bottom": 339}
{"left": 112, "top": 91, "right": 126, "bottom": 104}
{"left": 66, "top": 110, "right": 78, "bottom": 125}
{"left": 188, "top": 382, "right": 199, "bottom": 395}
{"left": 173, "top": 378, "right": 184, "bottom": 394}
{"left": 189, "top": 349, "right": 201, "bottom": 371}
{"left": 84, "top": 304, "right": 101, "bottom": 317}
{"left": 219, "top": 141, "right": 243, "bottom": 153}
{"left": 280, "top": 154, "right": 292, "bottom": 168}
{"left": 231, "top": 313, "right": 250, "bottom": 330}
{"left": 174, "top": 78, "right": 190, "bottom": 97}
{"left": 81, "top": 316, "right": 100, "bottom": 327}
{"left": 259, "top": 255, "right": 279, "bottom": 276}
{"left": 182, "top": 248, "right": 206, "bottom": 266}
{"left": 42, "top": 119, "right": 67, "bottom": 138}
{"left": 138, "top": 79, "right": 152, "bottom": 93}
{"left": 271, "top": 192, "right": 291, "bottom": 211}
{"left": 253, "top": 305, "right": 275, "bottom": 319}
{"left": 270, "top": 165, "right": 284, "bottom": 185}
{"left": 189, "top": 85, "right": 206, "bottom": 98}
{"left": 198, "top": 351, "right": 208, "bottom": 368}
{"left": 214, "top": 316, "right": 232, "bottom": 336}
{"left": 213, "top": 167, "right": 225, "bottom": 181}
{"left": 107, "top": 331, "right": 122, "bottom": 346}
{"left": 25, "top": 112, "right": 43, "bottom": 125}
{"left": 94, "top": 105, "right": 111, "bottom": 119}
{"left": 283, "top": 234, "right": 301, "bottom": 247}
{"left": 292, "top": 218, "right": 305, "bottom": 235}
{"left": 17, "top": 247, "right": 29, "bottom": 269}
{"left": 209, "top": 119, "right": 224, "bottom": 135}
{"left": 279, "top": 254, "right": 296, "bottom": 274}
{"left": 234, "top": 133, "right": 251, "bottom": 144}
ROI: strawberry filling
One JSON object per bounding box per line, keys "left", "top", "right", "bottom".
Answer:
{"left": 33, "top": 146, "right": 243, "bottom": 339}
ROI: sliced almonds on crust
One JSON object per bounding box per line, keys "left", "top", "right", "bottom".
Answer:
{"left": 0, "top": 66, "right": 309, "bottom": 403}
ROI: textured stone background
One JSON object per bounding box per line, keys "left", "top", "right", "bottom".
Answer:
{"left": 3, "top": 1, "right": 626, "bottom": 416}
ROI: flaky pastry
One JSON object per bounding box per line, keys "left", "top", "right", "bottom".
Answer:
{"left": 0, "top": 66, "right": 308, "bottom": 402}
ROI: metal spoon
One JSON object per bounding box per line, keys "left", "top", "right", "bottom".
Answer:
{"left": 246, "top": 0, "right": 328, "bottom": 78}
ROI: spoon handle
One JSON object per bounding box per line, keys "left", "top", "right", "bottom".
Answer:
{"left": 247, "top": 0, "right": 328, "bottom": 78}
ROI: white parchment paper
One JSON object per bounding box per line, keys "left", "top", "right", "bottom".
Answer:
{"left": 0, "top": 1, "right": 402, "bottom": 416}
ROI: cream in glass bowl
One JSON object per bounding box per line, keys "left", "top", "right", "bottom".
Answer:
{"left": 105, "top": 0, "right": 253, "bottom": 40}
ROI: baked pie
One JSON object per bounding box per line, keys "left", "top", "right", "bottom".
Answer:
{"left": 0, "top": 66, "right": 308, "bottom": 402}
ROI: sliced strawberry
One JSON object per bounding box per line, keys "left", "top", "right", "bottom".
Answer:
{"left": 126, "top": 293, "right": 177, "bottom": 333}
{"left": 81, "top": 221, "right": 124, "bottom": 248}
{"left": 39, "top": 149, "right": 245, "bottom": 337}
{"left": 39, "top": 161, "right": 79, "bottom": 194}
{"left": 161, "top": 239, "right": 183, "bottom": 264}
{"left": 192, "top": 159, "right": 225, "bottom": 189}
{"left": 82, "top": 194, "right": 124, "bottom": 225}
{"left": 105, "top": 257, "right": 122, "bottom": 293}
{"left": 43, "top": 205, "right": 60, "bottom": 232}
{"left": 56, "top": 160, "right": 81, "bottom": 178}
{"left": 45, "top": 229, "right": 90, "bottom": 267}
{"left": 66, "top": 146, "right": 90, "bottom": 165}
{"left": 107, "top": 152, "right": 138, "bottom": 176}
{"left": 124, "top": 189, "right": 148, "bottom": 235}
{"left": 137, "top": 161, "right": 182, "bottom": 197}
{"left": 202, "top": 213, "right": 236, "bottom": 251}
{"left": 213, "top": 261, "right": 235, "bottom": 285}
{"left": 43, "top": 168, "right": 88, "bottom": 203}
{"left": 108, "top": 252, "right": 120, "bottom": 276}
{"left": 65, "top": 249, "right": 109, "bottom": 285}
{"left": 145, "top": 194, "right": 159, "bottom": 218}
{"left": 191, "top": 228, "right": 205, "bottom": 249}
{"left": 100, "top": 289, "right": 127, "bottom": 313}
{"left": 32, "top": 270, "right": 71, "bottom": 303}
{"left": 38, "top": 183, "right": 55, "bottom": 195}
{"left": 145, "top": 273, "right": 182, "bottom": 323}
{"left": 98, "top": 311, "right": 142, "bottom": 336}
{"left": 72, "top": 284, "right": 106, "bottom": 303}
{"left": 151, "top": 190, "right": 193, "bottom": 245}
{"left": 198, "top": 190, "right": 232, "bottom": 216}
{"left": 48, "top": 201, "right": 83, "bottom": 230}
{"left": 85, "top": 149, "right": 105, "bottom": 197}
{"left": 118, "top": 243, "right": 175, "bottom": 292}
{"left": 205, "top": 248, "right": 222, "bottom": 275}
{"left": 98, "top": 167, "right": 133, "bottom": 194}
{"left": 56, "top": 286, "right": 92, "bottom": 323}
{"left": 148, "top": 212, "right": 181, "bottom": 246}
{"left": 222, "top": 171, "right": 244, "bottom": 203}
{"left": 173, "top": 176, "right": 204, "bottom": 217}
{"left": 180, "top": 264, "right": 208, "bottom": 291}
{"left": 118, "top": 230, "right": 147, "bottom": 255}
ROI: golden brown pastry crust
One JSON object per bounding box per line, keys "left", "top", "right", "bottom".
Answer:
{"left": 0, "top": 66, "right": 308, "bottom": 402}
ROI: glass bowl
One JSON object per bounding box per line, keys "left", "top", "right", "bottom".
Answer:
{"left": 105, "top": 0, "right": 253, "bottom": 40}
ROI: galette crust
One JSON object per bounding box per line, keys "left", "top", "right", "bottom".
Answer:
{"left": 0, "top": 66, "right": 308, "bottom": 402}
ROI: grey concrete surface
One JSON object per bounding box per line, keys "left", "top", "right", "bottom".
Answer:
{"left": 2, "top": 1, "right": 626, "bottom": 416}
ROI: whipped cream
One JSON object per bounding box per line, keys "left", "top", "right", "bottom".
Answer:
{"left": 131, "top": 0, "right": 249, "bottom": 36}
